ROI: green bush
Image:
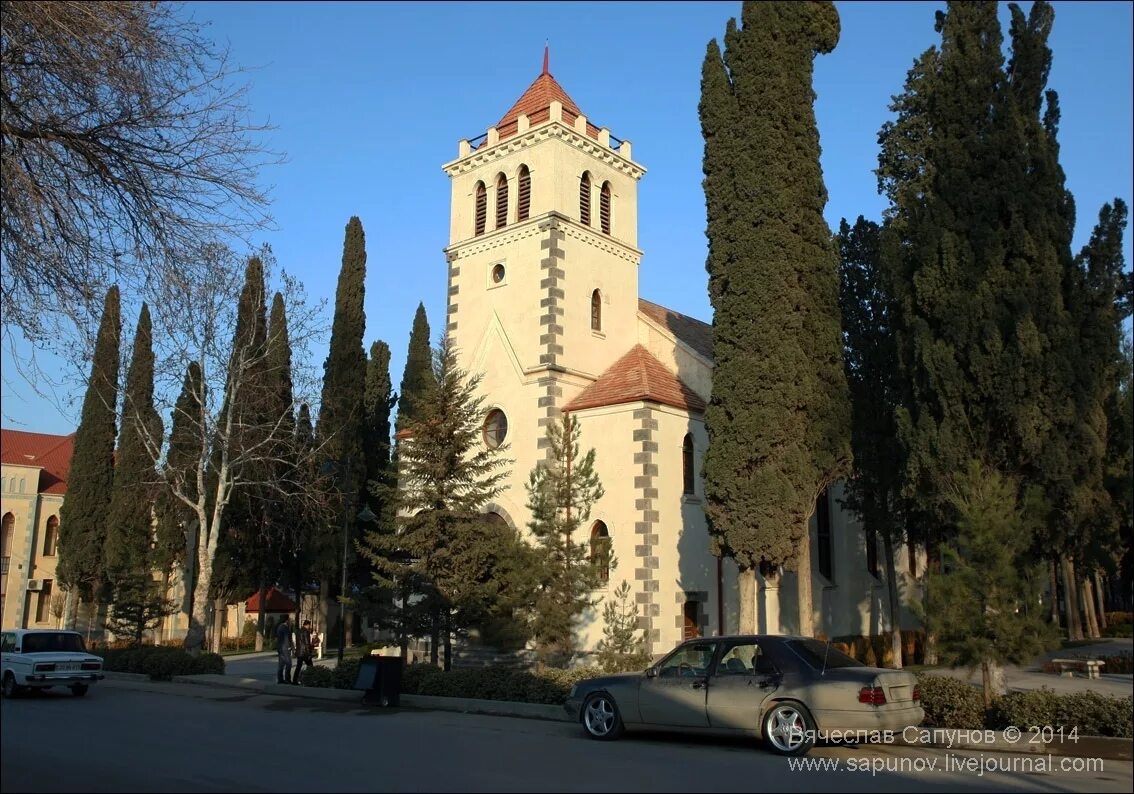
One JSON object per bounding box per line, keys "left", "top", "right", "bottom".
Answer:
{"left": 333, "top": 658, "right": 362, "bottom": 690}
{"left": 987, "top": 688, "right": 1057, "bottom": 730}
{"left": 1052, "top": 692, "right": 1133, "bottom": 738}
{"left": 97, "top": 645, "right": 225, "bottom": 680}
{"left": 915, "top": 674, "right": 986, "bottom": 729}
{"left": 1101, "top": 622, "right": 1133, "bottom": 638}
{"left": 299, "top": 666, "right": 335, "bottom": 688}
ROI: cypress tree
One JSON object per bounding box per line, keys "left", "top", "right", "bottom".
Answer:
{"left": 105, "top": 303, "right": 162, "bottom": 581}
{"left": 57, "top": 285, "right": 121, "bottom": 623}
{"left": 314, "top": 216, "right": 368, "bottom": 645}
{"left": 105, "top": 303, "right": 167, "bottom": 642}
{"left": 396, "top": 303, "right": 437, "bottom": 432}
{"left": 364, "top": 340, "right": 396, "bottom": 522}
{"left": 155, "top": 361, "right": 204, "bottom": 625}
{"left": 837, "top": 217, "right": 906, "bottom": 666}
{"left": 699, "top": 1, "right": 850, "bottom": 635}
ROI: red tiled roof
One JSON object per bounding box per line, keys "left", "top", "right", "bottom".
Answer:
{"left": 638, "top": 299, "right": 714, "bottom": 361}
{"left": 563, "top": 345, "right": 706, "bottom": 414}
{"left": 0, "top": 429, "right": 75, "bottom": 495}
{"left": 245, "top": 586, "right": 296, "bottom": 614}
{"left": 482, "top": 70, "right": 602, "bottom": 147}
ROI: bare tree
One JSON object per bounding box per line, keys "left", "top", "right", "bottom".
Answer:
{"left": 0, "top": 1, "right": 280, "bottom": 350}
{"left": 124, "top": 243, "right": 327, "bottom": 655}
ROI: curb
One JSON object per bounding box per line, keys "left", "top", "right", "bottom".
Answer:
{"left": 105, "top": 675, "right": 1132, "bottom": 760}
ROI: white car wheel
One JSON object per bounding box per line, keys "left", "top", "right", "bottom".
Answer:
{"left": 582, "top": 693, "right": 624, "bottom": 740}
{"left": 763, "top": 701, "right": 816, "bottom": 756}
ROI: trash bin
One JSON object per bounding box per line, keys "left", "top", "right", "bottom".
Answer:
{"left": 353, "top": 654, "right": 403, "bottom": 707}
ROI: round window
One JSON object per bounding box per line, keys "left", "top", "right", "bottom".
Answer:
{"left": 483, "top": 409, "right": 508, "bottom": 448}
{"left": 491, "top": 264, "right": 506, "bottom": 284}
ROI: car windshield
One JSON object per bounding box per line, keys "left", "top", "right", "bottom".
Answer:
{"left": 21, "top": 632, "right": 86, "bottom": 653}
{"left": 786, "top": 639, "right": 862, "bottom": 670}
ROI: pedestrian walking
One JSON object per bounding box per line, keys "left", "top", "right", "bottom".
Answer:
{"left": 275, "top": 614, "right": 294, "bottom": 684}
{"left": 292, "top": 620, "right": 315, "bottom": 684}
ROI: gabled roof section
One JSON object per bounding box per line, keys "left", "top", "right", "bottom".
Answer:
{"left": 487, "top": 65, "right": 602, "bottom": 146}
{"left": 0, "top": 429, "right": 75, "bottom": 495}
{"left": 245, "top": 586, "right": 296, "bottom": 614}
{"left": 563, "top": 345, "right": 706, "bottom": 414}
{"left": 638, "top": 298, "right": 714, "bottom": 362}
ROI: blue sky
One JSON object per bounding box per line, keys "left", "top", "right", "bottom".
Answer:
{"left": 2, "top": 0, "right": 1131, "bottom": 435}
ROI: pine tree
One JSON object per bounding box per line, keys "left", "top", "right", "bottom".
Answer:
{"left": 837, "top": 217, "right": 905, "bottom": 667}
{"left": 57, "top": 285, "right": 121, "bottom": 624}
{"left": 595, "top": 580, "right": 651, "bottom": 674}
{"left": 314, "top": 217, "right": 368, "bottom": 636}
{"left": 362, "top": 336, "right": 517, "bottom": 670}
{"left": 926, "top": 461, "right": 1054, "bottom": 709}
{"left": 699, "top": 1, "right": 850, "bottom": 635}
{"left": 104, "top": 574, "right": 174, "bottom": 645}
{"left": 525, "top": 413, "right": 605, "bottom": 666}
{"left": 105, "top": 304, "right": 163, "bottom": 583}
{"left": 396, "top": 303, "right": 436, "bottom": 432}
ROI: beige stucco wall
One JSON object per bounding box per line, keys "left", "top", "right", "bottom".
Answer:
{"left": 1, "top": 463, "right": 63, "bottom": 630}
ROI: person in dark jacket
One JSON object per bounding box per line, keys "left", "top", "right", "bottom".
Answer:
{"left": 292, "top": 620, "right": 315, "bottom": 684}
{"left": 275, "top": 615, "right": 294, "bottom": 684}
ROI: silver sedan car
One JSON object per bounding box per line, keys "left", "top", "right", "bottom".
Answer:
{"left": 565, "top": 635, "right": 924, "bottom": 756}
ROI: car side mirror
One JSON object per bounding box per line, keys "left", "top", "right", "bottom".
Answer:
{"left": 645, "top": 666, "right": 658, "bottom": 679}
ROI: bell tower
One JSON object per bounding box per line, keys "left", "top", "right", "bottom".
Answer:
{"left": 441, "top": 51, "right": 647, "bottom": 468}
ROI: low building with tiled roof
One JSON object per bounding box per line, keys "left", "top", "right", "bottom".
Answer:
{"left": 432, "top": 54, "right": 921, "bottom": 655}
{"left": 1, "top": 428, "right": 74, "bottom": 629}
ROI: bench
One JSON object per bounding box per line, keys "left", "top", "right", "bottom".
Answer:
{"left": 1050, "top": 658, "right": 1105, "bottom": 679}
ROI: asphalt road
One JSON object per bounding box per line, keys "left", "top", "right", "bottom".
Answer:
{"left": 1, "top": 680, "right": 1130, "bottom": 793}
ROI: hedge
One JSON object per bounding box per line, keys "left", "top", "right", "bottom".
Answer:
{"left": 97, "top": 645, "right": 226, "bottom": 680}
{"left": 917, "top": 674, "right": 1132, "bottom": 738}
{"left": 299, "top": 660, "right": 602, "bottom": 705}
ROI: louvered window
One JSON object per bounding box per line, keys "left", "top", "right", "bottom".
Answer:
{"left": 474, "top": 182, "right": 486, "bottom": 236}
{"left": 495, "top": 174, "right": 508, "bottom": 229}
{"left": 517, "top": 165, "right": 531, "bottom": 221}
{"left": 579, "top": 172, "right": 591, "bottom": 226}
{"left": 591, "top": 289, "right": 602, "bottom": 332}
{"left": 600, "top": 182, "right": 612, "bottom": 234}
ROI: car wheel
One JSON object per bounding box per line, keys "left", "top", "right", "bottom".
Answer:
{"left": 70, "top": 684, "right": 89, "bottom": 697}
{"left": 2, "top": 673, "right": 20, "bottom": 698}
{"left": 762, "top": 701, "right": 816, "bottom": 756}
{"left": 582, "top": 693, "right": 624, "bottom": 741}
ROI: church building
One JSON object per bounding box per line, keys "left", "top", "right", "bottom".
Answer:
{"left": 440, "top": 57, "right": 923, "bottom": 657}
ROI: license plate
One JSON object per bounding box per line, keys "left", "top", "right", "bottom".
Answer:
{"left": 888, "top": 685, "right": 910, "bottom": 701}
{"left": 58, "top": 663, "right": 78, "bottom": 672}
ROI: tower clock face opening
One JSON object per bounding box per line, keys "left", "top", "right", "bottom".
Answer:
{"left": 492, "top": 264, "right": 506, "bottom": 284}
{"left": 483, "top": 409, "right": 508, "bottom": 448}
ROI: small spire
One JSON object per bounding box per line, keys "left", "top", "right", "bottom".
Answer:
{"left": 542, "top": 42, "right": 549, "bottom": 76}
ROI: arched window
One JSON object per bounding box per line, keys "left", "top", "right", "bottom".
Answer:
{"left": 483, "top": 409, "right": 508, "bottom": 449}
{"left": 682, "top": 434, "right": 694, "bottom": 495}
{"left": 517, "top": 165, "right": 531, "bottom": 221}
{"left": 682, "top": 600, "right": 701, "bottom": 640}
{"left": 600, "top": 181, "right": 612, "bottom": 234}
{"left": 591, "top": 289, "right": 602, "bottom": 332}
{"left": 495, "top": 173, "right": 508, "bottom": 229}
{"left": 1, "top": 512, "right": 13, "bottom": 575}
{"left": 579, "top": 172, "right": 591, "bottom": 226}
{"left": 43, "top": 515, "right": 59, "bottom": 557}
{"left": 590, "top": 521, "right": 610, "bottom": 584}
{"left": 474, "top": 181, "right": 487, "bottom": 236}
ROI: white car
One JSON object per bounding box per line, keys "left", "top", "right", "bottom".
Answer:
{"left": 1, "top": 629, "right": 104, "bottom": 697}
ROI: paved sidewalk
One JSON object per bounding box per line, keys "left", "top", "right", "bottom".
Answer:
{"left": 919, "top": 638, "right": 1133, "bottom": 697}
